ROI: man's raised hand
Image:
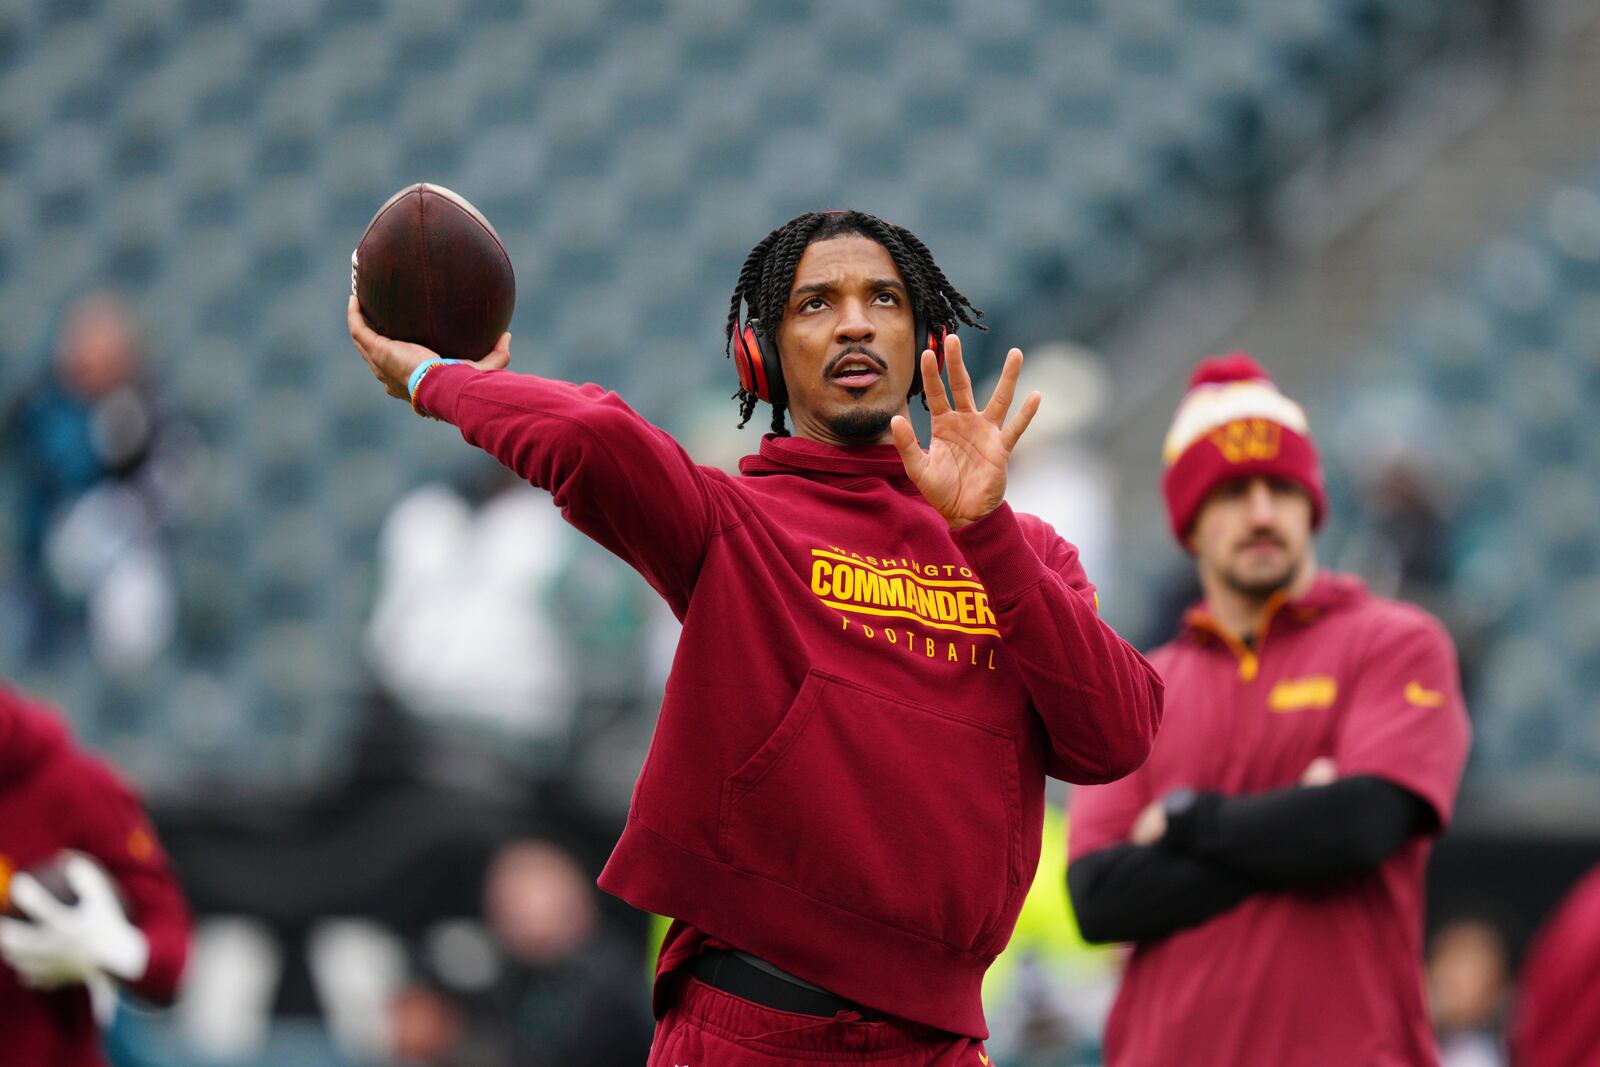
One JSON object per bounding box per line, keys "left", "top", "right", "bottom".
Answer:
{"left": 890, "top": 335, "right": 1041, "bottom": 529}
{"left": 346, "top": 295, "right": 511, "bottom": 402}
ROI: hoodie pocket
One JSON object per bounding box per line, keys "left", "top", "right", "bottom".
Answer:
{"left": 718, "top": 669, "right": 1020, "bottom": 953}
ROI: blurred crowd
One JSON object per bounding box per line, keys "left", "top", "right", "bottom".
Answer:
{"left": 4, "top": 293, "right": 199, "bottom": 676}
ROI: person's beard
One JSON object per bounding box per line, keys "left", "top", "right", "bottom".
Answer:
{"left": 825, "top": 405, "right": 895, "bottom": 443}
{"left": 1217, "top": 540, "right": 1303, "bottom": 601}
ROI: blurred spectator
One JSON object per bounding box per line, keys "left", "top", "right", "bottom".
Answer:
{"left": 479, "top": 839, "right": 653, "bottom": 1067}
{"left": 1068, "top": 355, "right": 1472, "bottom": 1066}
{"left": 1508, "top": 866, "right": 1600, "bottom": 1067}
{"left": 1339, "top": 455, "right": 1457, "bottom": 604}
{"left": 366, "top": 474, "right": 575, "bottom": 744}
{"left": 389, "top": 983, "right": 473, "bottom": 1067}
{"left": 1331, "top": 395, "right": 1490, "bottom": 699}
{"left": 1428, "top": 919, "right": 1509, "bottom": 1067}
{"left": 366, "top": 468, "right": 654, "bottom": 768}
{"left": 4, "top": 293, "right": 196, "bottom": 674}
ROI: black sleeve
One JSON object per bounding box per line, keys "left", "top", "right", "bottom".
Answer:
{"left": 1168, "top": 776, "right": 1434, "bottom": 886}
{"left": 1067, "top": 843, "right": 1261, "bottom": 945}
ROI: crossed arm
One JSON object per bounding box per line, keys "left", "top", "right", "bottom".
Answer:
{"left": 1068, "top": 773, "right": 1433, "bottom": 944}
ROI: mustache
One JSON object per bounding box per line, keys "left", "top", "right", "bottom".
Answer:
{"left": 1235, "top": 531, "right": 1288, "bottom": 551}
{"left": 824, "top": 345, "right": 888, "bottom": 378}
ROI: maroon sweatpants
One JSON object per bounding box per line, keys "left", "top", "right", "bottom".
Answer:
{"left": 647, "top": 973, "right": 991, "bottom": 1066}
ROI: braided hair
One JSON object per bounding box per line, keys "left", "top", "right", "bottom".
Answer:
{"left": 724, "top": 210, "right": 984, "bottom": 433}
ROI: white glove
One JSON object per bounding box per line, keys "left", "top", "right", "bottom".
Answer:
{"left": 0, "top": 852, "right": 149, "bottom": 993}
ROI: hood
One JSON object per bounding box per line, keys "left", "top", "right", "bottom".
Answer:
{"left": 738, "top": 434, "right": 917, "bottom": 489}
{"left": 1181, "top": 570, "right": 1370, "bottom": 640}
{"left": 0, "top": 685, "right": 72, "bottom": 785}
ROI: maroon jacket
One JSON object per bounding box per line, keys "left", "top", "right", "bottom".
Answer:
{"left": 418, "top": 366, "right": 1162, "bottom": 1035}
{"left": 0, "top": 685, "right": 190, "bottom": 1066}
{"left": 1072, "top": 574, "right": 1470, "bottom": 1066}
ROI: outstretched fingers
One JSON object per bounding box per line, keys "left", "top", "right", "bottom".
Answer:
{"left": 944, "top": 334, "right": 977, "bottom": 411}
{"left": 890, "top": 415, "right": 928, "bottom": 484}
{"left": 983, "top": 348, "right": 1024, "bottom": 424}
{"left": 1001, "top": 391, "right": 1042, "bottom": 452}
{"left": 920, "top": 349, "right": 950, "bottom": 416}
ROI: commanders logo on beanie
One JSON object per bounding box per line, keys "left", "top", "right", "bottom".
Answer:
{"left": 1161, "top": 353, "right": 1327, "bottom": 547}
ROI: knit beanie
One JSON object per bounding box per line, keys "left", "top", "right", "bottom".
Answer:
{"left": 1161, "top": 353, "right": 1326, "bottom": 547}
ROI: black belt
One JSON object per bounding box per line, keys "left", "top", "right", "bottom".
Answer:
{"left": 686, "top": 949, "right": 863, "bottom": 1018}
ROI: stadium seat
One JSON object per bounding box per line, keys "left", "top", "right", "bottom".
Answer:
{"left": 0, "top": 0, "right": 1508, "bottom": 786}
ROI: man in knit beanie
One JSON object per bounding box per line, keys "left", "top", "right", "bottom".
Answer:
{"left": 1066, "top": 354, "right": 1472, "bottom": 1066}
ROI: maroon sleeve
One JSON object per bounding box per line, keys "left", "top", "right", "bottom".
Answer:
{"left": 1067, "top": 648, "right": 1168, "bottom": 860}
{"left": 415, "top": 364, "right": 725, "bottom": 615}
{"left": 951, "top": 504, "right": 1164, "bottom": 784}
{"left": 1332, "top": 609, "right": 1471, "bottom": 830}
{"left": 68, "top": 758, "right": 190, "bottom": 1004}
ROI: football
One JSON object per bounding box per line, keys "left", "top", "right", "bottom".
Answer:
{"left": 352, "top": 183, "right": 516, "bottom": 362}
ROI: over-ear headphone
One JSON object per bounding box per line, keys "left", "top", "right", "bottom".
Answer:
{"left": 733, "top": 308, "right": 949, "bottom": 406}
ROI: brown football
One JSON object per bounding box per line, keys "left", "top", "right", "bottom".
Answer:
{"left": 352, "top": 183, "right": 516, "bottom": 362}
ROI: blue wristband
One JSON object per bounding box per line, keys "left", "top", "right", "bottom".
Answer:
{"left": 407, "top": 357, "right": 464, "bottom": 399}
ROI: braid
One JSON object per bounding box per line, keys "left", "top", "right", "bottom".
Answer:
{"left": 724, "top": 210, "right": 983, "bottom": 427}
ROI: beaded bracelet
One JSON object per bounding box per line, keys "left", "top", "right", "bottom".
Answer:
{"left": 407, "top": 357, "right": 463, "bottom": 416}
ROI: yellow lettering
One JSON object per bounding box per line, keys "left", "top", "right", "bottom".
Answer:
{"left": 833, "top": 565, "right": 854, "bottom": 600}
{"left": 987, "top": 648, "right": 996, "bottom": 670}
{"left": 1268, "top": 676, "right": 1338, "bottom": 713}
{"left": 863, "top": 625, "right": 875, "bottom": 638}
{"left": 807, "top": 545, "right": 1000, "bottom": 637}
{"left": 811, "top": 559, "right": 833, "bottom": 596}
{"left": 886, "top": 628, "right": 897, "bottom": 645}
{"left": 974, "top": 593, "right": 997, "bottom": 627}
{"left": 957, "top": 591, "right": 976, "bottom": 625}
{"left": 926, "top": 638, "right": 936, "bottom": 658}
{"left": 970, "top": 645, "right": 978, "bottom": 665}
{"left": 947, "top": 644, "right": 959, "bottom": 662}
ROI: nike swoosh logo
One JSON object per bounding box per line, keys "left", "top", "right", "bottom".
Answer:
{"left": 1405, "top": 681, "right": 1445, "bottom": 707}
{"left": 979, "top": 1054, "right": 990, "bottom": 1066}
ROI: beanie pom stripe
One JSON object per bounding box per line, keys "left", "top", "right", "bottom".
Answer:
{"left": 1162, "top": 380, "right": 1311, "bottom": 465}
{"left": 1161, "top": 354, "right": 1327, "bottom": 547}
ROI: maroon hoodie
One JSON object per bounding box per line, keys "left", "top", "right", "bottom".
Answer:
{"left": 417, "top": 365, "right": 1163, "bottom": 1035}
{"left": 0, "top": 685, "right": 190, "bottom": 1065}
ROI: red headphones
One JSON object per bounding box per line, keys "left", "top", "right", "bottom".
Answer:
{"left": 733, "top": 311, "right": 949, "bottom": 406}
